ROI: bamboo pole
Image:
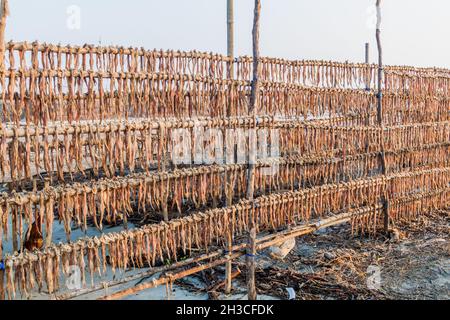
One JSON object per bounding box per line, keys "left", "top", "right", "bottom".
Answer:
{"left": 225, "top": 0, "right": 235, "bottom": 206}
{"left": 364, "top": 42, "right": 371, "bottom": 130}
{"left": 7, "top": 41, "right": 449, "bottom": 75}
{"left": 56, "top": 247, "right": 241, "bottom": 300}
{"left": 246, "top": 0, "right": 262, "bottom": 201}
{"left": 99, "top": 252, "right": 243, "bottom": 300}
{"left": 376, "top": 1, "right": 383, "bottom": 126}
{"left": 227, "top": 0, "right": 234, "bottom": 60}
{"left": 0, "top": 113, "right": 393, "bottom": 141}
{"left": 225, "top": 227, "right": 233, "bottom": 294}
{"left": 0, "top": 0, "right": 7, "bottom": 70}
{"left": 246, "top": 0, "right": 261, "bottom": 301}
{"left": 0, "top": 114, "right": 368, "bottom": 139}
{"left": 365, "top": 43, "right": 370, "bottom": 64}
{"left": 247, "top": 0, "right": 262, "bottom": 200}
{"left": 375, "top": 0, "right": 390, "bottom": 233}
{"left": 225, "top": 0, "right": 235, "bottom": 295}
{"left": 365, "top": 42, "right": 370, "bottom": 91}
{"left": 160, "top": 125, "right": 169, "bottom": 222}
{"left": 0, "top": 0, "right": 8, "bottom": 301}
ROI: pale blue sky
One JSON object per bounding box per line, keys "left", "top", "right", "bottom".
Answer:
{"left": 5, "top": 0, "right": 450, "bottom": 68}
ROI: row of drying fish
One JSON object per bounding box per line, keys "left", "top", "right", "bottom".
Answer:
{"left": 1, "top": 68, "right": 449, "bottom": 124}
{"left": 1, "top": 118, "right": 448, "bottom": 184}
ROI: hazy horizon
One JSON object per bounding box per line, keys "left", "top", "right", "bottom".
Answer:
{"left": 5, "top": 0, "right": 450, "bottom": 69}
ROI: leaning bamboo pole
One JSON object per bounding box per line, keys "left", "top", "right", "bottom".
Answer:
{"left": 246, "top": 0, "right": 262, "bottom": 201}
{"left": 99, "top": 252, "right": 243, "bottom": 301}
{"left": 57, "top": 245, "right": 242, "bottom": 300}
{"left": 49, "top": 211, "right": 341, "bottom": 299}
{"left": 97, "top": 205, "right": 379, "bottom": 300}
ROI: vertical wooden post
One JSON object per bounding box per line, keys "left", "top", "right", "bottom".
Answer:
{"left": 0, "top": 250, "right": 3, "bottom": 301}
{"left": 224, "top": 0, "right": 235, "bottom": 295}
{"left": 365, "top": 42, "right": 370, "bottom": 90}
{"left": 43, "top": 178, "right": 53, "bottom": 247}
{"left": 0, "top": 0, "right": 7, "bottom": 69}
{"left": 246, "top": 0, "right": 261, "bottom": 301}
{"left": 225, "top": 0, "right": 234, "bottom": 207}
{"left": 159, "top": 125, "right": 169, "bottom": 222}
{"left": 247, "top": 226, "right": 257, "bottom": 300}
{"left": 376, "top": 1, "right": 383, "bottom": 127}
{"left": 247, "top": 0, "right": 261, "bottom": 199}
{"left": 225, "top": 225, "right": 233, "bottom": 294}
{"left": 0, "top": 0, "right": 8, "bottom": 301}
{"left": 162, "top": 179, "right": 169, "bottom": 222}
{"left": 375, "top": 0, "right": 389, "bottom": 233}
{"left": 364, "top": 42, "right": 371, "bottom": 128}
{"left": 227, "top": 0, "right": 234, "bottom": 60}
{"left": 365, "top": 43, "right": 370, "bottom": 64}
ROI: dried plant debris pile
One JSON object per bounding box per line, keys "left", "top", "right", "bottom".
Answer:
{"left": 0, "top": 41, "right": 448, "bottom": 300}
{"left": 250, "top": 209, "right": 449, "bottom": 300}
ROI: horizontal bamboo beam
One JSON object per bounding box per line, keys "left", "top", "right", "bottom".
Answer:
{"left": 1, "top": 115, "right": 448, "bottom": 139}
{"left": 0, "top": 114, "right": 360, "bottom": 138}
{"left": 2, "top": 70, "right": 448, "bottom": 100}
{"left": 8, "top": 41, "right": 234, "bottom": 61}
{"left": 2, "top": 148, "right": 448, "bottom": 208}
{"left": 7, "top": 41, "right": 450, "bottom": 77}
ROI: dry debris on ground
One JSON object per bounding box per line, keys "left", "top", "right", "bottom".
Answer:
{"left": 175, "top": 210, "right": 449, "bottom": 300}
